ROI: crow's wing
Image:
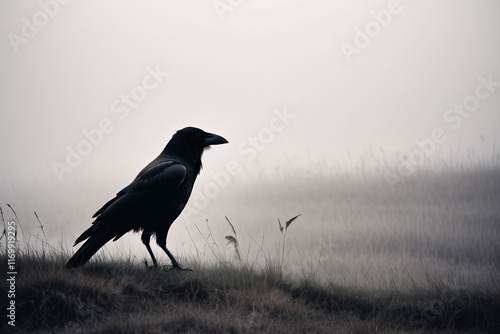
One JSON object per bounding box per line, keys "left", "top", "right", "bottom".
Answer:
{"left": 93, "top": 160, "right": 187, "bottom": 216}
{"left": 74, "top": 161, "right": 187, "bottom": 245}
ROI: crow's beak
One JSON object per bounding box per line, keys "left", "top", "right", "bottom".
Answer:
{"left": 203, "top": 132, "right": 228, "bottom": 146}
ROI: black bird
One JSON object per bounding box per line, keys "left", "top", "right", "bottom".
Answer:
{"left": 65, "top": 127, "right": 228, "bottom": 269}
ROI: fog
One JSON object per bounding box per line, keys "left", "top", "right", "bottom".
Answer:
{"left": 1, "top": 1, "right": 499, "bottom": 280}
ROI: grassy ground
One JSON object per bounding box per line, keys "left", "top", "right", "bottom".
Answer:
{"left": 1, "top": 248, "right": 499, "bottom": 334}
{"left": 1, "top": 168, "right": 499, "bottom": 333}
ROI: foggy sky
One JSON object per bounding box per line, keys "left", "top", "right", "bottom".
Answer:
{"left": 1, "top": 1, "right": 500, "bottom": 248}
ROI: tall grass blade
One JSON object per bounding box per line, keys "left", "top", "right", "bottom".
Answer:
{"left": 225, "top": 216, "right": 237, "bottom": 238}
{"left": 7, "top": 203, "right": 27, "bottom": 245}
{"left": 285, "top": 214, "right": 302, "bottom": 230}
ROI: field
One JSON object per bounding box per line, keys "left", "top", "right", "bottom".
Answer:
{"left": 1, "top": 167, "right": 499, "bottom": 333}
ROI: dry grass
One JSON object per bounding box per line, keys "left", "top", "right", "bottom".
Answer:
{"left": 1, "top": 220, "right": 499, "bottom": 333}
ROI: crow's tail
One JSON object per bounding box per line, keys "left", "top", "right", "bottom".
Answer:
{"left": 65, "top": 230, "right": 114, "bottom": 268}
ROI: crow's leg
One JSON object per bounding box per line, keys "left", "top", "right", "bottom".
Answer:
{"left": 141, "top": 230, "right": 158, "bottom": 268}
{"left": 157, "top": 234, "right": 192, "bottom": 271}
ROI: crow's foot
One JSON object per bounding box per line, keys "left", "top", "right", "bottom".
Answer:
{"left": 162, "top": 264, "right": 193, "bottom": 272}
{"left": 144, "top": 260, "right": 158, "bottom": 270}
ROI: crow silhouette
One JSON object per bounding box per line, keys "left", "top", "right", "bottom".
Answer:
{"left": 65, "top": 127, "right": 228, "bottom": 269}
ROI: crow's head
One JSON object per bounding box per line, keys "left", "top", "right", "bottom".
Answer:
{"left": 163, "top": 127, "right": 228, "bottom": 169}
{"left": 176, "top": 127, "right": 228, "bottom": 149}
{"left": 168, "top": 127, "right": 227, "bottom": 172}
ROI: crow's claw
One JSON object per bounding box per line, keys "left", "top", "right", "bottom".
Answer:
{"left": 162, "top": 264, "right": 193, "bottom": 272}
{"left": 144, "top": 260, "right": 159, "bottom": 270}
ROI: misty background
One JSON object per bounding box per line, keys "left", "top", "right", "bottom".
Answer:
{"left": 1, "top": 1, "right": 499, "bottom": 282}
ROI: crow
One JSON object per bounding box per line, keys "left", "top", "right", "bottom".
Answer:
{"left": 65, "top": 127, "right": 228, "bottom": 270}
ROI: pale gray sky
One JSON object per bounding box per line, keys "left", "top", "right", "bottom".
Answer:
{"left": 1, "top": 1, "right": 499, "bottom": 247}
